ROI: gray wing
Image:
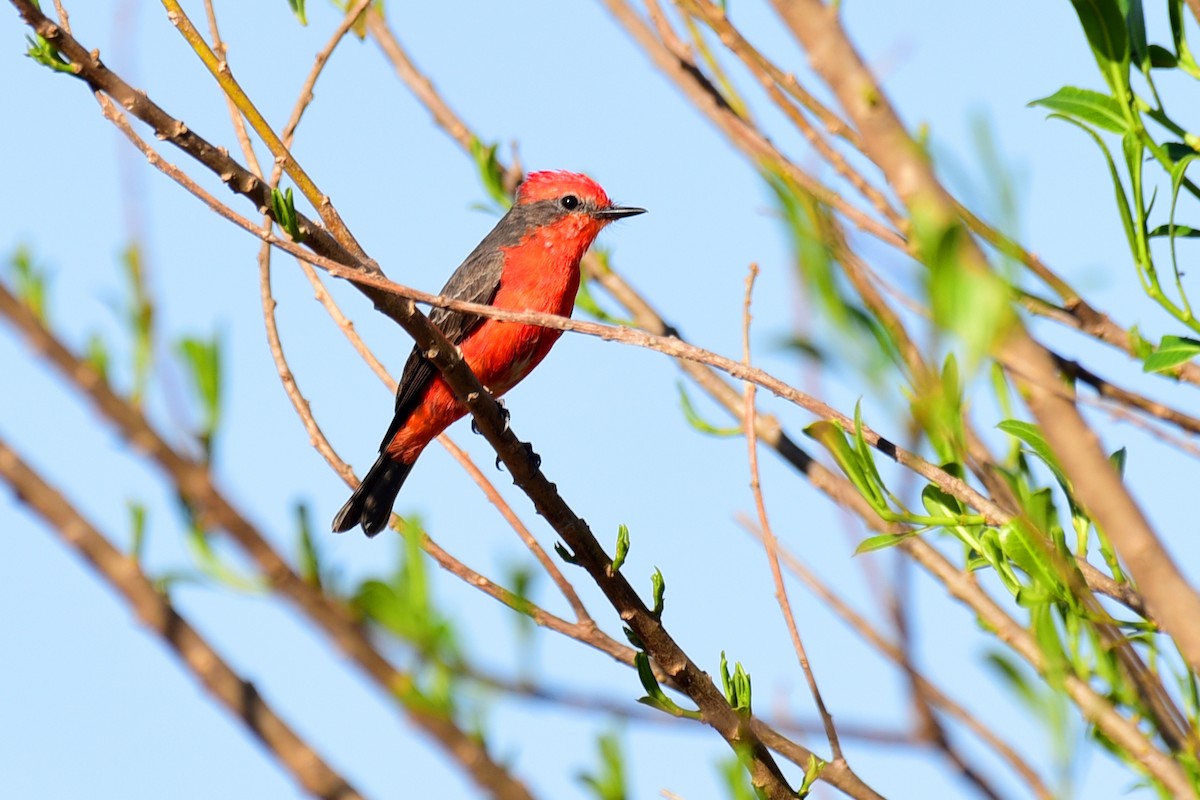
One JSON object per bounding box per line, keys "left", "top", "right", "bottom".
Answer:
{"left": 377, "top": 244, "right": 506, "bottom": 450}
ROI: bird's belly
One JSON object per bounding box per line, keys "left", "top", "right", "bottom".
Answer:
{"left": 461, "top": 318, "right": 562, "bottom": 396}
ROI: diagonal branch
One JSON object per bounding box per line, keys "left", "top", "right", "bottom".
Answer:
{"left": 0, "top": 280, "right": 537, "bottom": 800}
{"left": 768, "top": 0, "right": 1200, "bottom": 713}
{"left": 0, "top": 436, "right": 364, "bottom": 800}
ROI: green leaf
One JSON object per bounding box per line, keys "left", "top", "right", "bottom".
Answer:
{"left": 1143, "top": 334, "right": 1200, "bottom": 372}
{"left": 86, "top": 332, "right": 110, "bottom": 382}
{"left": 128, "top": 501, "right": 147, "bottom": 562}
{"left": 468, "top": 137, "right": 511, "bottom": 209}
{"left": 633, "top": 652, "right": 700, "bottom": 719}
{"left": 677, "top": 382, "right": 741, "bottom": 437}
{"left": 610, "top": 524, "right": 630, "bottom": 574}
{"left": 121, "top": 244, "right": 154, "bottom": 407}
{"left": 914, "top": 207, "right": 1016, "bottom": 367}
{"left": 8, "top": 245, "right": 50, "bottom": 322}
{"left": 650, "top": 567, "right": 665, "bottom": 618}
{"left": 798, "top": 753, "right": 827, "bottom": 799}
{"left": 270, "top": 187, "right": 303, "bottom": 242}
{"left": 1121, "top": 0, "right": 1148, "bottom": 70}
{"left": 1128, "top": 324, "right": 1154, "bottom": 359}
{"left": 577, "top": 732, "right": 627, "bottom": 800}
{"left": 716, "top": 756, "right": 759, "bottom": 800}
{"left": 24, "top": 32, "right": 73, "bottom": 73}
{"left": 1148, "top": 224, "right": 1200, "bottom": 238}
{"left": 719, "top": 651, "right": 752, "bottom": 716}
{"left": 1029, "top": 86, "right": 1128, "bottom": 133}
{"left": 287, "top": 0, "right": 307, "bottom": 25}
{"left": 998, "top": 421, "right": 1066, "bottom": 482}
{"left": 854, "top": 532, "right": 914, "bottom": 555}
{"left": 921, "top": 482, "right": 964, "bottom": 517}
{"left": 1067, "top": 0, "right": 1131, "bottom": 94}
{"left": 184, "top": 521, "right": 263, "bottom": 592}
{"left": 805, "top": 420, "right": 887, "bottom": 512}
{"left": 177, "top": 334, "right": 223, "bottom": 459}
{"left": 1148, "top": 43, "right": 1178, "bottom": 68}
{"left": 296, "top": 502, "right": 322, "bottom": 590}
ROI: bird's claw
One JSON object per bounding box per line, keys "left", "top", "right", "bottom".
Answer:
{"left": 472, "top": 397, "right": 509, "bottom": 435}
{"left": 494, "top": 441, "right": 541, "bottom": 472}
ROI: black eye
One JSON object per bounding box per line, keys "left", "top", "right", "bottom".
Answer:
{"left": 560, "top": 195, "right": 580, "bottom": 210}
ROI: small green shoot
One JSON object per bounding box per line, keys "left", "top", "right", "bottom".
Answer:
{"left": 634, "top": 652, "right": 701, "bottom": 719}
{"left": 270, "top": 187, "right": 304, "bottom": 242}
{"left": 720, "top": 651, "right": 753, "bottom": 716}
{"left": 610, "top": 524, "right": 630, "bottom": 575}
{"left": 650, "top": 567, "right": 665, "bottom": 618}
{"left": 679, "top": 382, "right": 742, "bottom": 437}
{"left": 577, "top": 732, "right": 627, "bottom": 800}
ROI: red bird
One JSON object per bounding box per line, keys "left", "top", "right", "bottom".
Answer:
{"left": 333, "top": 171, "right": 645, "bottom": 535}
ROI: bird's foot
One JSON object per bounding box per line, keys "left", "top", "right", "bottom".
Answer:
{"left": 471, "top": 397, "right": 509, "bottom": 435}
{"left": 495, "top": 441, "right": 541, "bottom": 472}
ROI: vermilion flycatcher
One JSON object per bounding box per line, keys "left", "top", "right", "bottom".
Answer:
{"left": 333, "top": 171, "right": 645, "bottom": 535}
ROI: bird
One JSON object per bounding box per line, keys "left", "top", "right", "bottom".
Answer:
{"left": 333, "top": 170, "right": 645, "bottom": 535}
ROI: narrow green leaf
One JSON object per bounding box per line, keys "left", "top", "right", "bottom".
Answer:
{"left": 1143, "top": 334, "right": 1200, "bottom": 372}
{"left": 468, "top": 137, "right": 511, "bottom": 209}
{"left": 177, "top": 335, "right": 223, "bottom": 458}
{"left": 1148, "top": 224, "right": 1200, "bottom": 238}
{"left": 577, "top": 732, "right": 627, "bottom": 800}
{"left": 650, "top": 567, "right": 665, "bottom": 618}
{"left": 1128, "top": 324, "right": 1154, "bottom": 359}
{"left": 270, "top": 187, "right": 303, "bottom": 242}
{"left": 24, "top": 32, "right": 73, "bottom": 73}
{"left": 287, "top": 0, "right": 307, "bottom": 25}
{"left": 1148, "top": 43, "right": 1178, "bottom": 68}
{"left": 610, "top": 524, "right": 630, "bottom": 574}
{"left": 805, "top": 420, "right": 887, "bottom": 512}
{"left": 677, "top": 382, "right": 742, "bottom": 436}
{"left": 86, "top": 332, "right": 110, "bottom": 382}
{"left": 914, "top": 206, "right": 1016, "bottom": 367}
{"left": 296, "top": 502, "right": 322, "bottom": 590}
{"left": 1029, "top": 86, "right": 1128, "bottom": 133}
{"left": 997, "top": 419, "right": 1072, "bottom": 496}
{"left": 798, "top": 753, "right": 827, "bottom": 799}
{"left": 128, "top": 501, "right": 147, "bottom": 562}
{"left": 9, "top": 245, "right": 50, "bottom": 322}
{"left": 1067, "top": 0, "right": 1131, "bottom": 92}
{"left": 854, "top": 533, "right": 911, "bottom": 555}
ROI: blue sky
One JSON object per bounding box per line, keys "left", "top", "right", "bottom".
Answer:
{"left": 2, "top": 2, "right": 1195, "bottom": 799}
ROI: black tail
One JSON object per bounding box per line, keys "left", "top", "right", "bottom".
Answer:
{"left": 331, "top": 454, "right": 414, "bottom": 536}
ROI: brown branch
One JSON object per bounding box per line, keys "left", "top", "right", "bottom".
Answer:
{"left": 738, "top": 518, "right": 1053, "bottom": 799}
{"left": 11, "top": 12, "right": 809, "bottom": 796}
{"left": 0, "top": 280, "right": 537, "bottom": 800}
{"left": 770, "top": 0, "right": 1200, "bottom": 721}
{"left": 0, "top": 437, "right": 364, "bottom": 800}
{"left": 358, "top": 8, "right": 1184, "bottom": 787}
{"left": 1051, "top": 352, "right": 1200, "bottom": 437}
{"left": 593, "top": 0, "right": 904, "bottom": 248}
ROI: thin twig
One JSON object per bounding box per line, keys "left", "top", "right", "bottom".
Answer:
{"left": 737, "top": 517, "right": 1052, "bottom": 800}
{"left": 741, "top": 263, "right": 843, "bottom": 762}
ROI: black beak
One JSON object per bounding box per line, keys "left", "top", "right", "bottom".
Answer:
{"left": 594, "top": 205, "right": 647, "bottom": 220}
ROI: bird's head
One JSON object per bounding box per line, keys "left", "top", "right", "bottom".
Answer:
{"left": 515, "top": 171, "right": 646, "bottom": 227}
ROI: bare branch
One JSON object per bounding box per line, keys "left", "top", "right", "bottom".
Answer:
{"left": 0, "top": 437, "right": 364, "bottom": 800}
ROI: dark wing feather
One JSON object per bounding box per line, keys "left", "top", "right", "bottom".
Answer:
{"left": 375, "top": 202, "right": 560, "bottom": 452}
{"left": 377, "top": 244, "right": 507, "bottom": 450}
